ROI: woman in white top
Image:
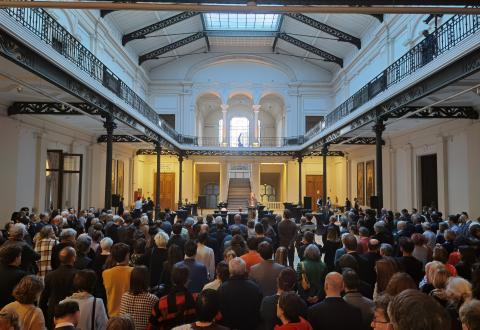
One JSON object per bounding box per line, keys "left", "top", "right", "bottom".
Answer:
{"left": 1, "top": 275, "right": 46, "bottom": 330}
{"left": 61, "top": 269, "right": 108, "bottom": 330}
{"left": 202, "top": 261, "right": 230, "bottom": 291}
{"left": 196, "top": 232, "right": 216, "bottom": 281}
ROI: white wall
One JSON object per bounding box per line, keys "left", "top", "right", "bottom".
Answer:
{"left": 346, "top": 119, "right": 480, "bottom": 217}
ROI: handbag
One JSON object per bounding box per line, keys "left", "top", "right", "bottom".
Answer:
{"left": 300, "top": 262, "right": 310, "bottom": 291}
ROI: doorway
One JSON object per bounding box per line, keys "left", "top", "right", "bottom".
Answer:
{"left": 153, "top": 172, "right": 176, "bottom": 211}
{"left": 306, "top": 175, "right": 323, "bottom": 211}
{"left": 45, "top": 150, "right": 83, "bottom": 212}
{"left": 420, "top": 154, "right": 438, "bottom": 209}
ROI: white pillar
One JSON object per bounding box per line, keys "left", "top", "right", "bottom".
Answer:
{"left": 33, "top": 132, "right": 45, "bottom": 212}
{"left": 252, "top": 104, "right": 261, "bottom": 147}
{"left": 221, "top": 104, "right": 228, "bottom": 146}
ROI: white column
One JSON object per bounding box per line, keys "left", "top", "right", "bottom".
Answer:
{"left": 221, "top": 104, "right": 228, "bottom": 146}
{"left": 252, "top": 104, "right": 261, "bottom": 147}
{"left": 33, "top": 132, "right": 45, "bottom": 212}
{"left": 436, "top": 136, "right": 449, "bottom": 215}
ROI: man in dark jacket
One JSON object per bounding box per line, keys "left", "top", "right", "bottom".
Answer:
{"left": 396, "top": 237, "right": 424, "bottom": 285}
{"left": 0, "top": 245, "right": 26, "bottom": 307}
{"left": 174, "top": 240, "right": 208, "bottom": 293}
{"left": 219, "top": 257, "right": 263, "bottom": 330}
{"left": 277, "top": 210, "right": 297, "bottom": 267}
{"left": 308, "top": 272, "right": 362, "bottom": 330}
{"left": 40, "top": 246, "right": 78, "bottom": 328}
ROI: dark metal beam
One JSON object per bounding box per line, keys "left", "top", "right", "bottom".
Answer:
{"left": 97, "top": 134, "right": 155, "bottom": 143}
{"left": 8, "top": 102, "right": 103, "bottom": 116}
{"left": 277, "top": 33, "right": 343, "bottom": 67}
{"left": 122, "top": 11, "right": 200, "bottom": 46}
{"left": 334, "top": 136, "right": 384, "bottom": 145}
{"left": 387, "top": 106, "right": 479, "bottom": 119}
{"left": 139, "top": 32, "right": 205, "bottom": 65}
{"left": 100, "top": 10, "right": 115, "bottom": 18}
{"left": 137, "top": 148, "right": 181, "bottom": 156}
{"left": 369, "top": 14, "right": 384, "bottom": 22}
{"left": 285, "top": 13, "right": 361, "bottom": 49}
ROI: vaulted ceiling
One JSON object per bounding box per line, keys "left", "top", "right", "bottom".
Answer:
{"left": 103, "top": 10, "right": 381, "bottom": 73}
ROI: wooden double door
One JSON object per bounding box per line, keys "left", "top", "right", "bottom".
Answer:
{"left": 153, "top": 172, "right": 176, "bottom": 211}
{"left": 306, "top": 175, "right": 323, "bottom": 211}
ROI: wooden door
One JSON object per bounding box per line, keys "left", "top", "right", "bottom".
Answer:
{"left": 306, "top": 175, "right": 323, "bottom": 211}
{"left": 153, "top": 172, "right": 176, "bottom": 211}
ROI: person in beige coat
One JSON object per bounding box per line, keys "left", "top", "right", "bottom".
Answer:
{"left": 1, "top": 275, "right": 46, "bottom": 330}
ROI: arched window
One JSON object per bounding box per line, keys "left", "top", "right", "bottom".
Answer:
{"left": 230, "top": 117, "right": 249, "bottom": 147}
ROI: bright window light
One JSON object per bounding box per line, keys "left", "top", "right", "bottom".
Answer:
{"left": 203, "top": 13, "right": 281, "bottom": 31}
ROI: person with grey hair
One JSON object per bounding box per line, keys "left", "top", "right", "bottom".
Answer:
{"left": 74, "top": 234, "right": 92, "bottom": 270}
{"left": 51, "top": 228, "right": 77, "bottom": 270}
{"left": 150, "top": 231, "right": 169, "bottom": 287}
{"left": 372, "top": 221, "right": 394, "bottom": 246}
{"left": 218, "top": 257, "right": 262, "bottom": 329}
{"left": 297, "top": 244, "right": 327, "bottom": 305}
{"left": 2, "top": 223, "right": 39, "bottom": 274}
{"left": 422, "top": 222, "right": 436, "bottom": 249}
{"left": 229, "top": 214, "right": 248, "bottom": 239}
{"left": 380, "top": 243, "right": 394, "bottom": 257}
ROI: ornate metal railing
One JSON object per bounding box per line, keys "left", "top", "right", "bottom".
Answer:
{"left": 196, "top": 136, "right": 304, "bottom": 147}
{"left": 2, "top": 7, "right": 181, "bottom": 141}
{"left": 305, "top": 13, "right": 480, "bottom": 140}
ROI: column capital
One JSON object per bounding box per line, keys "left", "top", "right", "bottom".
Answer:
{"left": 154, "top": 141, "right": 162, "bottom": 153}
{"left": 321, "top": 143, "right": 329, "bottom": 156}
{"left": 220, "top": 104, "right": 229, "bottom": 112}
{"left": 373, "top": 118, "right": 386, "bottom": 135}
{"left": 252, "top": 104, "right": 261, "bottom": 112}
{"left": 103, "top": 116, "right": 117, "bottom": 133}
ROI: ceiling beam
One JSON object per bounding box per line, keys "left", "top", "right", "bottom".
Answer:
{"left": 285, "top": 13, "right": 361, "bottom": 49}
{"left": 369, "top": 14, "right": 384, "bottom": 22}
{"left": 97, "top": 135, "right": 155, "bottom": 143}
{"left": 386, "top": 106, "right": 479, "bottom": 119}
{"left": 122, "top": 11, "right": 200, "bottom": 46}
{"left": 7, "top": 102, "right": 103, "bottom": 116}
{"left": 100, "top": 10, "right": 115, "bottom": 18}
{"left": 277, "top": 33, "right": 343, "bottom": 67}
{"left": 138, "top": 32, "right": 206, "bottom": 65}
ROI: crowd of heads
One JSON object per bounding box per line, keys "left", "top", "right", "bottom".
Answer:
{"left": 0, "top": 204, "right": 477, "bottom": 330}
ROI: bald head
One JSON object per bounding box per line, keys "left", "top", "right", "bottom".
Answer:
{"left": 59, "top": 246, "right": 76, "bottom": 266}
{"left": 200, "top": 224, "right": 209, "bottom": 233}
{"left": 324, "top": 272, "right": 344, "bottom": 297}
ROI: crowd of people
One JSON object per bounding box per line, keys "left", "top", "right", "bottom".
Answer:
{"left": 0, "top": 205, "right": 479, "bottom": 330}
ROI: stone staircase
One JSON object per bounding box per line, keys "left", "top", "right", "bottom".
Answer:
{"left": 227, "top": 178, "right": 251, "bottom": 211}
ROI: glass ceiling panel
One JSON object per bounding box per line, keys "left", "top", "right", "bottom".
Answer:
{"left": 203, "top": 13, "right": 281, "bottom": 31}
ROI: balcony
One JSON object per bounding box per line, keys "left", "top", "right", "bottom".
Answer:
{"left": 305, "top": 13, "right": 480, "bottom": 141}
{"left": 1, "top": 7, "right": 479, "bottom": 151}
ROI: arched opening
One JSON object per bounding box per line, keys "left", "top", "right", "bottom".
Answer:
{"left": 230, "top": 117, "right": 249, "bottom": 147}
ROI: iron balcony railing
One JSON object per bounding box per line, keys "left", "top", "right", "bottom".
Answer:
{"left": 196, "top": 136, "right": 305, "bottom": 147}
{"left": 2, "top": 7, "right": 181, "bottom": 141}
{"left": 305, "top": 13, "right": 480, "bottom": 140}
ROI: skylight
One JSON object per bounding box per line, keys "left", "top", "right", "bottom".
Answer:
{"left": 203, "top": 13, "right": 281, "bottom": 31}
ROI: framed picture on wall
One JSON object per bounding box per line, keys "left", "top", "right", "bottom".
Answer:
{"left": 111, "top": 160, "right": 117, "bottom": 196}
{"left": 357, "top": 162, "right": 365, "bottom": 205}
{"left": 117, "top": 160, "right": 124, "bottom": 198}
{"left": 366, "top": 160, "right": 375, "bottom": 207}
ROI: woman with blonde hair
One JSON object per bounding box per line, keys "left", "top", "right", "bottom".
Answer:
{"left": 429, "top": 268, "right": 451, "bottom": 306}
{"left": 0, "top": 275, "right": 46, "bottom": 330}
{"left": 420, "top": 260, "right": 446, "bottom": 294}
{"left": 445, "top": 277, "right": 472, "bottom": 330}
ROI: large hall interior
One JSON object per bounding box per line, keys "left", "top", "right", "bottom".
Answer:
{"left": 0, "top": 1, "right": 480, "bottom": 330}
